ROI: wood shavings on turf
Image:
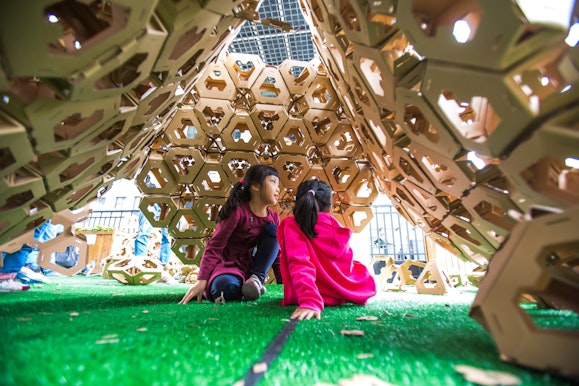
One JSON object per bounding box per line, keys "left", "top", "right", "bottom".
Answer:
{"left": 252, "top": 362, "right": 268, "bottom": 374}
{"left": 356, "top": 316, "right": 379, "bottom": 321}
{"left": 315, "top": 374, "right": 393, "bottom": 386}
{"left": 342, "top": 374, "right": 394, "bottom": 385}
{"left": 454, "top": 364, "right": 521, "bottom": 385}
{"left": 339, "top": 374, "right": 394, "bottom": 385}
{"left": 95, "top": 334, "right": 119, "bottom": 344}
{"left": 340, "top": 329, "right": 364, "bottom": 336}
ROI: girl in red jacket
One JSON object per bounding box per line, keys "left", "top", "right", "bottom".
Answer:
{"left": 279, "top": 179, "right": 377, "bottom": 320}
{"left": 179, "top": 164, "right": 281, "bottom": 304}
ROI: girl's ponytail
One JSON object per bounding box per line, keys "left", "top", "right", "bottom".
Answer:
{"left": 216, "top": 164, "right": 280, "bottom": 223}
{"left": 293, "top": 179, "right": 332, "bottom": 239}
{"left": 217, "top": 179, "right": 250, "bottom": 223}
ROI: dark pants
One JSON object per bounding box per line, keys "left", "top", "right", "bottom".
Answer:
{"left": 209, "top": 222, "right": 280, "bottom": 301}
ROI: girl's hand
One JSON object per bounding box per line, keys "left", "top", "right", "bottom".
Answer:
{"left": 179, "top": 280, "right": 207, "bottom": 304}
{"left": 291, "top": 307, "right": 321, "bottom": 320}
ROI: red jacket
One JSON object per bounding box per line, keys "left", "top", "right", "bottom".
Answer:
{"left": 198, "top": 202, "right": 279, "bottom": 293}
{"left": 278, "top": 212, "right": 376, "bottom": 312}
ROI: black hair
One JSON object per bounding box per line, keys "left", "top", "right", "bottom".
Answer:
{"left": 293, "top": 178, "right": 332, "bottom": 239}
{"left": 216, "top": 164, "right": 280, "bottom": 223}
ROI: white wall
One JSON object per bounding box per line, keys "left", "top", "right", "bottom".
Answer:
{"left": 94, "top": 179, "right": 142, "bottom": 211}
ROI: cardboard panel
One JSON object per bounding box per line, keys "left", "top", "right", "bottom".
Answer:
{"left": 469, "top": 207, "right": 579, "bottom": 378}
{"left": 0, "top": 1, "right": 157, "bottom": 78}
{"left": 396, "top": 0, "right": 567, "bottom": 70}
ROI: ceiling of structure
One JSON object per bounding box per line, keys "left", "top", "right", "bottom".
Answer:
{"left": 227, "top": 0, "right": 317, "bottom": 66}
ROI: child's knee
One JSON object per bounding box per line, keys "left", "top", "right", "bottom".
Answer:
{"left": 211, "top": 275, "right": 242, "bottom": 301}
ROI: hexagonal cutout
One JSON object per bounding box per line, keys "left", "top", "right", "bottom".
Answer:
{"left": 304, "top": 109, "right": 338, "bottom": 145}
{"left": 258, "top": 76, "right": 281, "bottom": 98}
{"left": 170, "top": 209, "right": 205, "bottom": 238}
{"left": 59, "top": 156, "right": 95, "bottom": 183}
{"left": 144, "top": 168, "right": 170, "bottom": 190}
{"left": 278, "top": 120, "right": 313, "bottom": 155}
{"left": 510, "top": 51, "right": 569, "bottom": 115}
{"left": 222, "top": 115, "right": 260, "bottom": 151}
{"left": 323, "top": 123, "right": 362, "bottom": 158}
{"left": 225, "top": 54, "right": 265, "bottom": 89}
{"left": 0, "top": 191, "right": 34, "bottom": 212}
{"left": 404, "top": 104, "right": 441, "bottom": 144}
{"left": 231, "top": 125, "right": 254, "bottom": 144}
{"left": 53, "top": 109, "right": 104, "bottom": 144}
{"left": 44, "top": 1, "right": 124, "bottom": 54}
{"left": 518, "top": 247, "right": 579, "bottom": 332}
{"left": 342, "top": 205, "right": 373, "bottom": 233}
{"left": 144, "top": 202, "right": 172, "bottom": 223}
{"left": 250, "top": 105, "right": 288, "bottom": 141}
{"left": 205, "top": 68, "right": 229, "bottom": 92}
{"left": 437, "top": 91, "right": 501, "bottom": 144}
{"left": 325, "top": 159, "right": 358, "bottom": 191}
{"left": 223, "top": 156, "right": 254, "bottom": 181}
{"left": 522, "top": 156, "right": 579, "bottom": 204}
{"left": 193, "top": 97, "right": 234, "bottom": 137}
{"left": 173, "top": 238, "right": 205, "bottom": 265}
{"left": 411, "top": 0, "right": 481, "bottom": 41}
{"left": 0, "top": 146, "right": 16, "bottom": 171}
{"left": 175, "top": 118, "right": 201, "bottom": 140}
{"left": 193, "top": 198, "right": 223, "bottom": 228}
{"left": 279, "top": 59, "right": 316, "bottom": 93}
{"left": 307, "top": 77, "right": 338, "bottom": 110}
{"left": 275, "top": 155, "right": 310, "bottom": 189}
{"left": 193, "top": 165, "right": 230, "bottom": 197}
{"left": 96, "top": 53, "right": 147, "bottom": 91}
{"left": 166, "top": 148, "right": 203, "bottom": 184}
{"left": 473, "top": 200, "right": 514, "bottom": 244}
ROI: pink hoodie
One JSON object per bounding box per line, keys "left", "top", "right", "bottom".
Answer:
{"left": 278, "top": 212, "right": 376, "bottom": 312}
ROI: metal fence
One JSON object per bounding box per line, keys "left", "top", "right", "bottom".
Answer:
{"left": 78, "top": 205, "right": 427, "bottom": 263}
{"left": 75, "top": 210, "right": 140, "bottom": 233}
{"left": 367, "top": 205, "right": 427, "bottom": 262}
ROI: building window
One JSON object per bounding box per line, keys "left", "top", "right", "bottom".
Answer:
{"left": 114, "top": 197, "right": 126, "bottom": 209}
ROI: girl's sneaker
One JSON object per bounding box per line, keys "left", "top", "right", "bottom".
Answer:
{"left": 242, "top": 274, "right": 266, "bottom": 300}
{"left": 0, "top": 278, "right": 31, "bottom": 292}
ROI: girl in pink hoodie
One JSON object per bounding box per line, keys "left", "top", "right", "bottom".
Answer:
{"left": 278, "top": 179, "right": 377, "bottom": 320}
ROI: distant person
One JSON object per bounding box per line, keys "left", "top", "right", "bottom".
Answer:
{"left": 0, "top": 220, "right": 56, "bottom": 290}
{"left": 179, "top": 164, "right": 281, "bottom": 304}
{"left": 134, "top": 175, "right": 174, "bottom": 283}
{"left": 278, "top": 179, "right": 376, "bottom": 320}
{"left": 134, "top": 210, "right": 171, "bottom": 265}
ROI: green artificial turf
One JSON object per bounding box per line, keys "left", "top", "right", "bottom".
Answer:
{"left": 0, "top": 276, "right": 576, "bottom": 386}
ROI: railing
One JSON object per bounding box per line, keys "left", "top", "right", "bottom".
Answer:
{"left": 367, "top": 204, "right": 427, "bottom": 263}
{"left": 80, "top": 206, "right": 428, "bottom": 263}
{"left": 76, "top": 210, "right": 140, "bottom": 233}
